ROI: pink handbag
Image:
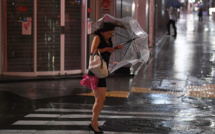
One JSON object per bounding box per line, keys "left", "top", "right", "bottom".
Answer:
{"left": 80, "top": 74, "right": 98, "bottom": 90}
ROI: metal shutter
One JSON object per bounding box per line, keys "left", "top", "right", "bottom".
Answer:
{"left": 64, "top": 0, "right": 82, "bottom": 70}
{"left": 6, "top": 0, "right": 34, "bottom": 72}
{"left": 37, "top": 0, "right": 61, "bottom": 71}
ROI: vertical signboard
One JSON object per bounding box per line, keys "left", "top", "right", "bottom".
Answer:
{"left": 101, "top": 0, "right": 112, "bottom": 16}
{"left": 87, "top": 18, "right": 92, "bottom": 34}
{"left": 22, "top": 17, "right": 32, "bottom": 35}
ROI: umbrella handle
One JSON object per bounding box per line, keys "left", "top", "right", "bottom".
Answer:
{"left": 114, "top": 37, "right": 138, "bottom": 46}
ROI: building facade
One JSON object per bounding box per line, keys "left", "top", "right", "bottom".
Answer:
{"left": 0, "top": 0, "right": 169, "bottom": 76}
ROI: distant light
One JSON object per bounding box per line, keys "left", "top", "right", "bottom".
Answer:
{"left": 58, "top": 15, "right": 60, "bottom": 18}
{"left": 189, "top": 0, "right": 195, "bottom": 3}
{"left": 204, "top": 28, "right": 209, "bottom": 31}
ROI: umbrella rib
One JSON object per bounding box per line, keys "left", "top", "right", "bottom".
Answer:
{"left": 116, "top": 38, "right": 137, "bottom": 63}
{"left": 113, "top": 21, "right": 142, "bottom": 69}
{"left": 129, "top": 22, "right": 138, "bottom": 41}
{"left": 133, "top": 40, "right": 141, "bottom": 58}
{"left": 118, "top": 42, "right": 133, "bottom": 62}
{"left": 119, "top": 39, "right": 139, "bottom": 61}
{"left": 117, "top": 21, "right": 132, "bottom": 43}
{"left": 114, "top": 31, "right": 130, "bottom": 40}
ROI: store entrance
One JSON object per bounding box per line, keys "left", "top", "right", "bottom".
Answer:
{"left": 3, "top": 0, "right": 82, "bottom": 76}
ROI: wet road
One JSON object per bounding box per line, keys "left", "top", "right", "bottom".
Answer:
{"left": 0, "top": 13, "right": 215, "bottom": 134}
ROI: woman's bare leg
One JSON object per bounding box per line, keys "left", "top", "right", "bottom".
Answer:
{"left": 91, "top": 87, "right": 106, "bottom": 131}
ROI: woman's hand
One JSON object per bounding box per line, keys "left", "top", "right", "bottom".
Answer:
{"left": 114, "top": 44, "right": 123, "bottom": 50}
{"left": 106, "top": 47, "right": 115, "bottom": 53}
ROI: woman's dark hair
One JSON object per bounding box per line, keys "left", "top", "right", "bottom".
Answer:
{"left": 93, "top": 21, "right": 125, "bottom": 35}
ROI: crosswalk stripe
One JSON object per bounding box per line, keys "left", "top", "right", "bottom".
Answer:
{"left": 36, "top": 108, "right": 176, "bottom": 116}
{"left": 25, "top": 114, "right": 173, "bottom": 120}
{"left": 36, "top": 108, "right": 214, "bottom": 118}
{"left": 13, "top": 121, "right": 105, "bottom": 126}
{"left": 36, "top": 108, "right": 92, "bottom": 112}
{"left": 49, "top": 102, "right": 111, "bottom": 108}
{"left": 4, "top": 106, "right": 211, "bottom": 133}
{"left": 7, "top": 103, "right": 209, "bottom": 133}
{"left": 0, "top": 130, "right": 37, "bottom": 134}
{"left": 0, "top": 130, "right": 159, "bottom": 134}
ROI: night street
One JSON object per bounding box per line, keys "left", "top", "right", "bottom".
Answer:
{"left": 0, "top": 13, "right": 215, "bottom": 134}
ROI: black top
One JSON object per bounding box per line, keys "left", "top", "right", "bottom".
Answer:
{"left": 97, "top": 33, "right": 113, "bottom": 67}
{"left": 88, "top": 33, "right": 113, "bottom": 77}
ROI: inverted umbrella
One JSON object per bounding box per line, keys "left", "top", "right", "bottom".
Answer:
{"left": 165, "top": 0, "right": 183, "bottom": 8}
{"left": 91, "top": 14, "right": 149, "bottom": 73}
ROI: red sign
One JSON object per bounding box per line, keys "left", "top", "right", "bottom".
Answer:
{"left": 101, "top": 0, "right": 111, "bottom": 8}
{"left": 88, "top": 8, "right": 92, "bottom": 13}
{"left": 18, "top": 7, "right": 27, "bottom": 12}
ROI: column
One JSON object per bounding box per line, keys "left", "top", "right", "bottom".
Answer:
{"left": 149, "top": 0, "right": 154, "bottom": 48}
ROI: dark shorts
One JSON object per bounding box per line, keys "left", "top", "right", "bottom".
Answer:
{"left": 88, "top": 70, "right": 107, "bottom": 87}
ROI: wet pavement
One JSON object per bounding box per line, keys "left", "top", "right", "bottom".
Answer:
{"left": 0, "top": 13, "right": 215, "bottom": 134}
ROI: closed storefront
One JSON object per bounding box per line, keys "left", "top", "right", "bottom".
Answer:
{"left": 0, "top": 0, "right": 87, "bottom": 76}
{"left": 0, "top": 0, "right": 167, "bottom": 77}
{"left": 5, "top": 0, "right": 34, "bottom": 72}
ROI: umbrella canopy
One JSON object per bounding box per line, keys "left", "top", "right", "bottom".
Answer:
{"left": 165, "top": 0, "right": 183, "bottom": 8}
{"left": 91, "top": 14, "right": 149, "bottom": 73}
{"left": 196, "top": 4, "right": 204, "bottom": 7}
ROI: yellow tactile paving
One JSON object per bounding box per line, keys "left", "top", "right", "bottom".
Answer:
{"left": 106, "top": 91, "right": 130, "bottom": 98}
{"left": 77, "top": 91, "right": 130, "bottom": 98}
{"left": 77, "top": 84, "right": 215, "bottom": 98}
{"left": 131, "top": 85, "right": 215, "bottom": 98}
{"left": 77, "top": 92, "right": 94, "bottom": 96}
{"left": 131, "top": 87, "right": 151, "bottom": 93}
{"left": 131, "top": 87, "right": 181, "bottom": 96}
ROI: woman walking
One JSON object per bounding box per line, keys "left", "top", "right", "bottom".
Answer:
{"left": 87, "top": 22, "right": 123, "bottom": 133}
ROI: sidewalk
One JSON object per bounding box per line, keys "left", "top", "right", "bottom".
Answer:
{"left": 0, "top": 13, "right": 215, "bottom": 134}
{"left": 0, "top": 74, "right": 83, "bottom": 83}
{"left": 0, "top": 38, "right": 165, "bottom": 83}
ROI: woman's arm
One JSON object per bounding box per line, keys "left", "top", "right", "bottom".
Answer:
{"left": 114, "top": 44, "right": 123, "bottom": 50}
{"left": 90, "top": 35, "right": 100, "bottom": 54}
{"left": 91, "top": 35, "right": 114, "bottom": 54}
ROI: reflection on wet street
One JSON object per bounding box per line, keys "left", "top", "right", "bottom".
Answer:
{"left": 132, "top": 13, "right": 215, "bottom": 96}
{"left": 0, "top": 13, "right": 215, "bottom": 133}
